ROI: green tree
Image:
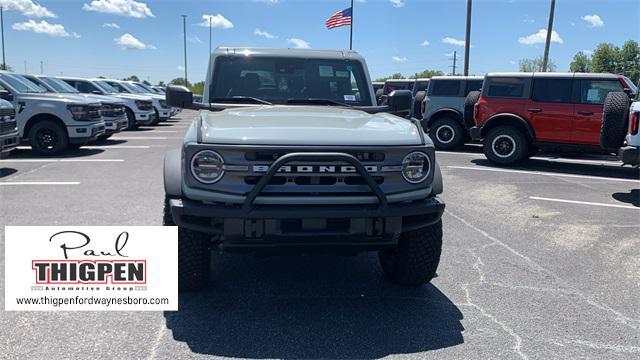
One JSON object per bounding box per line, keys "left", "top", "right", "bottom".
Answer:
{"left": 570, "top": 52, "right": 592, "bottom": 72}
{"left": 123, "top": 75, "right": 140, "bottom": 82}
{"left": 189, "top": 81, "right": 205, "bottom": 95}
{"left": 157, "top": 81, "right": 166, "bottom": 87}
{"left": 519, "top": 57, "right": 556, "bottom": 72}
{"left": 409, "top": 69, "right": 444, "bottom": 79}
{"left": 374, "top": 72, "right": 404, "bottom": 82}
{"left": 170, "top": 77, "right": 191, "bottom": 87}
{"left": 142, "top": 80, "right": 151, "bottom": 86}
{"left": 0, "top": 64, "right": 12, "bottom": 71}
{"left": 620, "top": 40, "right": 640, "bottom": 84}
{"left": 591, "top": 43, "right": 621, "bottom": 74}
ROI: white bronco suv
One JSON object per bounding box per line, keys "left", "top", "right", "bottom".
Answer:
{"left": 60, "top": 77, "right": 155, "bottom": 129}
{"left": 0, "top": 71, "right": 105, "bottom": 155}
{"left": 163, "top": 47, "right": 445, "bottom": 291}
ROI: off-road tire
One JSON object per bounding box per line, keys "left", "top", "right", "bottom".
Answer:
{"left": 379, "top": 220, "right": 443, "bottom": 286}
{"left": 125, "top": 108, "right": 138, "bottom": 130}
{"left": 29, "top": 120, "right": 69, "bottom": 156}
{"left": 429, "top": 117, "right": 466, "bottom": 149}
{"left": 413, "top": 90, "right": 427, "bottom": 119}
{"left": 463, "top": 91, "right": 481, "bottom": 129}
{"left": 483, "top": 125, "right": 529, "bottom": 165}
{"left": 178, "top": 227, "right": 211, "bottom": 291}
{"left": 600, "top": 91, "right": 630, "bottom": 150}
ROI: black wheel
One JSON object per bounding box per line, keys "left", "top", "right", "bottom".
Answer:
{"left": 483, "top": 125, "right": 530, "bottom": 165}
{"left": 151, "top": 109, "right": 161, "bottom": 126}
{"left": 164, "top": 195, "right": 210, "bottom": 291}
{"left": 67, "top": 143, "right": 83, "bottom": 150}
{"left": 463, "top": 91, "right": 481, "bottom": 129}
{"left": 28, "top": 120, "right": 69, "bottom": 156}
{"left": 600, "top": 92, "right": 630, "bottom": 150}
{"left": 429, "top": 117, "right": 466, "bottom": 149}
{"left": 412, "top": 90, "right": 427, "bottom": 119}
{"left": 379, "top": 220, "right": 442, "bottom": 286}
{"left": 125, "top": 108, "right": 138, "bottom": 130}
{"left": 97, "top": 134, "right": 113, "bottom": 141}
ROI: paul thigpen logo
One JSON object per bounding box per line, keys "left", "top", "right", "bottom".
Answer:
{"left": 32, "top": 231, "right": 146, "bottom": 285}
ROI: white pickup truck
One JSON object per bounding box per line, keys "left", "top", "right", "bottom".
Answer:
{"left": 128, "top": 81, "right": 179, "bottom": 118}
{"left": 23, "top": 74, "right": 128, "bottom": 139}
{"left": 0, "top": 71, "right": 105, "bottom": 155}
{"left": 102, "top": 79, "right": 169, "bottom": 124}
{"left": 60, "top": 77, "right": 155, "bottom": 129}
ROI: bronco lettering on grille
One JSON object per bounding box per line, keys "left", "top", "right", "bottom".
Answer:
{"left": 252, "top": 165, "right": 378, "bottom": 173}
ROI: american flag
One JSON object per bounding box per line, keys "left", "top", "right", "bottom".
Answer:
{"left": 325, "top": 7, "right": 352, "bottom": 29}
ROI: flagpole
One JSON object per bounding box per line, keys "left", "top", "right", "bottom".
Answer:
{"left": 349, "top": 0, "right": 353, "bottom": 50}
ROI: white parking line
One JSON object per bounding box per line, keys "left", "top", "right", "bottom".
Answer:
{"left": 82, "top": 145, "right": 151, "bottom": 149}
{"left": 530, "top": 196, "right": 639, "bottom": 210}
{"left": 438, "top": 151, "right": 621, "bottom": 165}
{"left": 0, "top": 181, "right": 80, "bottom": 186}
{"left": 0, "top": 159, "right": 124, "bottom": 163}
{"left": 110, "top": 136, "right": 170, "bottom": 140}
{"left": 448, "top": 165, "right": 640, "bottom": 183}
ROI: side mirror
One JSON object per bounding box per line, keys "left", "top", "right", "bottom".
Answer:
{"left": 386, "top": 89, "right": 412, "bottom": 115}
{"left": 166, "top": 85, "right": 194, "bottom": 109}
{"left": 0, "top": 90, "right": 13, "bottom": 102}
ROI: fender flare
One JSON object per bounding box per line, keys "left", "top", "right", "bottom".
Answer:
{"left": 164, "top": 148, "right": 183, "bottom": 197}
{"left": 426, "top": 108, "right": 463, "bottom": 128}
{"left": 430, "top": 161, "right": 443, "bottom": 196}
{"left": 482, "top": 113, "right": 535, "bottom": 139}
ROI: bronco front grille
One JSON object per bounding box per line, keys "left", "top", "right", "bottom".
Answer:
{"left": 0, "top": 119, "right": 16, "bottom": 134}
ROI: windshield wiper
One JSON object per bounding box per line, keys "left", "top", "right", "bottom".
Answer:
{"left": 210, "top": 96, "right": 272, "bottom": 105}
{"left": 286, "top": 98, "right": 352, "bottom": 107}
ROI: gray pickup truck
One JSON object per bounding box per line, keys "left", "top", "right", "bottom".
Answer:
{"left": 0, "top": 98, "right": 19, "bottom": 157}
{"left": 163, "top": 47, "right": 445, "bottom": 291}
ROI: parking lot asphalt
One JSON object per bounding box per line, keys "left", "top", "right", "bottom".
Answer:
{"left": 1, "top": 109, "right": 639, "bottom": 359}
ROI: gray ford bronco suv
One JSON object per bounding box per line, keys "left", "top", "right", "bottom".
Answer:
{"left": 164, "top": 47, "right": 445, "bottom": 291}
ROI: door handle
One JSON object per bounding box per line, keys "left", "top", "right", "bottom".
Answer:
{"left": 577, "top": 111, "right": 594, "bottom": 116}
{"left": 527, "top": 108, "right": 542, "bottom": 113}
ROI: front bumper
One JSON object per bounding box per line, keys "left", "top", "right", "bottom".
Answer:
{"left": 0, "top": 130, "right": 20, "bottom": 154}
{"left": 158, "top": 108, "right": 171, "bottom": 120}
{"left": 620, "top": 146, "right": 640, "bottom": 166}
{"left": 170, "top": 196, "right": 445, "bottom": 250}
{"left": 67, "top": 122, "right": 106, "bottom": 144}
{"left": 104, "top": 116, "right": 128, "bottom": 134}
{"left": 134, "top": 110, "right": 155, "bottom": 125}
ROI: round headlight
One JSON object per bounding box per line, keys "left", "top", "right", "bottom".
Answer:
{"left": 190, "top": 150, "right": 224, "bottom": 184}
{"left": 401, "top": 151, "right": 431, "bottom": 184}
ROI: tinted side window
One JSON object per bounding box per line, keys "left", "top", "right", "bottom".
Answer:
{"left": 486, "top": 78, "right": 525, "bottom": 98}
{"left": 532, "top": 78, "right": 573, "bottom": 103}
{"left": 579, "top": 80, "right": 624, "bottom": 104}
{"left": 431, "top": 80, "right": 460, "bottom": 96}
{"left": 465, "top": 80, "right": 483, "bottom": 94}
{"left": 77, "top": 81, "right": 99, "bottom": 93}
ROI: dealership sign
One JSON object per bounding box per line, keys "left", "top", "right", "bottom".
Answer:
{"left": 5, "top": 226, "right": 178, "bottom": 311}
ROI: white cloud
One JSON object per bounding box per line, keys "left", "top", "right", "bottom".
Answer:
{"left": 177, "top": 65, "right": 185, "bottom": 71}
{"left": 389, "top": 0, "right": 404, "bottom": 8}
{"left": 12, "top": 20, "right": 79, "bottom": 37}
{"left": 391, "top": 56, "right": 407, "bottom": 63}
{"left": 287, "top": 38, "right": 310, "bottom": 49}
{"left": 582, "top": 14, "right": 604, "bottom": 28}
{"left": 518, "top": 29, "right": 563, "bottom": 45}
{"left": 442, "top": 37, "right": 465, "bottom": 46}
{"left": 114, "top": 33, "right": 155, "bottom": 50}
{"left": 254, "top": 28, "right": 276, "bottom": 39}
{"left": 102, "top": 22, "right": 120, "bottom": 29}
{"left": 0, "top": 0, "right": 56, "bottom": 18}
{"left": 82, "top": 0, "right": 154, "bottom": 18}
{"left": 196, "top": 14, "right": 233, "bottom": 29}
{"left": 420, "top": 40, "right": 430, "bottom": 47}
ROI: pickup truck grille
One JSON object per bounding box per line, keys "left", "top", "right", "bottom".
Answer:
{"left": 88, "top": 104, "right": 102, "bottom": 121}
{"left": 137, "top": 101, "right": 153, "bottom": 111}
{"left": 0, "top": 108, "right": 15, "bottom": 118}
{"left": 101, "top": 103, "right": 125, "bottom": 118}
{"left": 0, "top": 108, "right": 16, "bottom": 135}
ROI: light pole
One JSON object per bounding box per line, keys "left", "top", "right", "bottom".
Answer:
{"left": 1, "top": 6, "right": 6, "bottom": 70}
{"left": 181, "top": 15, "right": 188, "bottom": 85}
{"left": 463, "top": 0, "right": 472, "bottom": 76}
{"left": 209, "top": 16, "right": 212, "bottom": 56}
{"left": 542, "top": 0, "right": 556, "bottom": 72}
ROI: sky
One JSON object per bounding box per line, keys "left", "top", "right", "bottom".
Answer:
{"left": 1, "top": 0, "right": 638, "bottom": 84}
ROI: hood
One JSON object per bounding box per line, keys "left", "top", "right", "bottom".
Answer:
{"left": 18, "top": 93, "right": 101, "bottom": 105}
{"left": 68, "top": 93, "right": 126, "bottom": 105}
{"left": 200, "top": 105, "right": 422, "bottom": 146}
{"left": 110, "top": 93, "right": 153, "bottom": 101}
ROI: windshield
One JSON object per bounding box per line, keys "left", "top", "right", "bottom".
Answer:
{"left": 153, "top": 87, "right": 165, "bottom": 94}
{"left": 94, "top": 80, "right": 119, "bottom": 93}
{"left": 40, "top": 77, "right": 79, "bottom": 93}
{"left": 120, "top": 82, "right": 147, "bottom": 94}
{"left": 104, "top": 81, "right": 132, "bottom": 93}
{"left": 210, "top": 56, "right": 373, "bottom": 106}
{"left": 622, "top": 77, "right": 638, "bottom": 95}
{"left": 0, "top": 73, "right": 46, "bottom": 93}
{"left": 133, "top": 82, "right": 154, "bottom": 93}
